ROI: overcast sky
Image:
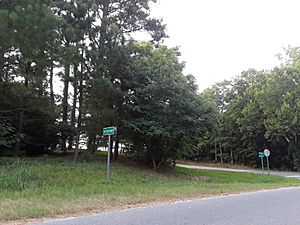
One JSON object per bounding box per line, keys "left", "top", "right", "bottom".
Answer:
{"left": 149, "top": 0, "right": 300, "bottom": 90}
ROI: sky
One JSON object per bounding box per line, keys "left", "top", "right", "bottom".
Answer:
{"left": 149, "top": 0, "right": 300, "bottom": 91}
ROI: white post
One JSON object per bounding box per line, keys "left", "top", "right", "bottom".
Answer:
{"left": 266, "top": 156, "right": 270, "bottom": 175}
{"left": 261, "top": 157, "right": 264, "bottom": 173}
{"left": 106, "top": 134, "right": 111, "bottom": 183}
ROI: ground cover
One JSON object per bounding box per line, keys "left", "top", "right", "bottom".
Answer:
{"left": 1, "top": 156, "right": 299, "bottom": 223}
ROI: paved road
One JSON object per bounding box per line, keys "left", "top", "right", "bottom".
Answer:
{"left": 177, "top": 164, "right": 300, "bottom": 179}
{"left": 33, "top": 187, "right": 300, "bottom": 225}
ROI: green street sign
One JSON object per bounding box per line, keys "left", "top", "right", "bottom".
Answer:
{"left": 103, "top": 126, "right": 117, "bottom": 136}
{"left": 258, "top": 152, "right": 264, "bottom": 158}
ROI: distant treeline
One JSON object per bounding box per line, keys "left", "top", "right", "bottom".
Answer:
{"left": 190, "top": 48, "right": 300, "bottom": 171}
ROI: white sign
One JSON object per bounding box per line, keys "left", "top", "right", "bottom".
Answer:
{"left": 264, "top": 149, "right": 270, "bottom": 157}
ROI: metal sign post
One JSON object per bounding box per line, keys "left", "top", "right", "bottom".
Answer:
{"left": 103, "top": 126, "right": 117, "bottom": 183}
{"left": 258, "top": 152, "right": 264, "bottom": 173}
{"left": 264, "top": 149, "right": 271, "bottom": 175}
{"left": 106, "top": 134, "right": 111, "bottom": 182}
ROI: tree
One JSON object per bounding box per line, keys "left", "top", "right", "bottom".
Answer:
{"left": 123, "top": 43, "right": 208, "bottom": 169}
{"left": 85, "top": 0, "right": 166, "bottom": 157}
{"left": 0, "top": 0, "right": 60, "bottom": 154}
{"left": 256, "top": 63, "right": 300, "bottom": 170}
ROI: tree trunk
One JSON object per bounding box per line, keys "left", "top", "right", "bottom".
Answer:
{"left": 74, "top": 46, "right": 84, "bottom": 163}
{"left": 214, "top": 142, "right": 217, "bottom": 161}
{"left": 0, "top": 51, "right": 4, "bottom": 81}
{"left": 99, "top": 2, "right": 109, "bottom": 49}
{"left": 15, "top": 61, "right": 31, "bottom": 154}
{"left": 151, "top": 154, "right": 157, "bottom": 170}
{"left": 68, "top": 65, "right": 78, "bottom": 150}
{"left": 230, "top": 149, "right": 233, "bottom": 165}
{"left": 61, "top": 62, "right": 70, "bottom": 151}
{"left": 73, "top": 79, "right": 83, "bottom": 163}
{"left": 37, "top": 51, "right": 45, "bottom": 96}
{"left": 87, "top": 133, "right": 97, "bottom": 153}
{"left": 24, "top": 61, "right": 31, "bottom": 88}
{"left": 49, "top": 64, "right": 54, "bottom": 103}
{"left": 114, "top": 138, "right": 119, "bottom": 160}
{"left": 73, "top": 100, "right": 82, "bottom": 164}
{"left": 220, "top": 144, "right": 223, "bottom": 163}
{"left": 148, "top": 141, "right": 157, "bottom": 170}
{"left": 14, "top": 98, "right": 26, "bottom": 155}
{"left": 157, "top": 157, "right": 165, "bottom": 169}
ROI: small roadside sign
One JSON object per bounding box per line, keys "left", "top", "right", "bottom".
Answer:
{"left": 264, "top": 149, "right": 270, "bottom": 174}
{"left": 102, "top": 126, "right": 117, "bottom": 183}
{"left": 103, "top": 126, "right": 117, "bottom": 136}
{"left": 259, "top": 151, "right": 264, "bottom": 172}
{"left": 264, "top": 149, "right": 270, "bottom": 157}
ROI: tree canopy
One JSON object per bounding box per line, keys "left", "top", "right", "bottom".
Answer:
{"left": 2, "top": 1, "right": 300, "bottom": 171}
{"left": 192, "top": 48, "right": 300, "bottom": 171}
{"left": 0, "top": 0, "right": 212, "bottom": 169}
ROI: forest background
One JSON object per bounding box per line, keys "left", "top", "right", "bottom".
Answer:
{"left": 1, "top": 0, "right": 300, "bottom": 171}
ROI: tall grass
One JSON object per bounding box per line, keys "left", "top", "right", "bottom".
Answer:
{"left": 0, "top": 156, "right": 299, "bottom": 222}
{"left": 0, "top": 158, "right": 48, "bottom": 191}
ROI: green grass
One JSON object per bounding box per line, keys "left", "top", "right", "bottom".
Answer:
{"left": 1, "top": 156, "right": 300, "bottom": 222}
{"left": 176, "top": 166, "right": 299, "bottom": 184}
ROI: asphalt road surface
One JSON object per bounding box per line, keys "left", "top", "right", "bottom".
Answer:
{"left": 33, "top": 187, "right": 300, "bottom": 225}
{"left": 177, "top": 164, "right": 300, "bottom": 179}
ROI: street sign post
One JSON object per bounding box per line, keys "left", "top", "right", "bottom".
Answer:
{"left": 103, "top": 126, "right": 117, "bottom": 183}
{"left": 264, "top": 149, "right": 271, "bottom": 174}
{"left": 258, "top": 152, "right": 264, "bottom": 172}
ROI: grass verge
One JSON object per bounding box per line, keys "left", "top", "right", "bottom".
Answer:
{"left": 1, "top": 156, "right": 300, "bottom": 223}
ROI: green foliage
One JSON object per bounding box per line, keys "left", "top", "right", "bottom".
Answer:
{"left": 196, "top": 48, "right": 300, "bottom": 170}
{"left": 0, "top": 0, "right": 170, "bottom": 158}
{"left": 3, "top": 0, "right": 300, "bottom": 172}
{"left": 0, "top": 119, "right": 19, "bottom": 149}
{"left": 0, "top": 82, "right": 59, "bottom": 155}
{"left": 123, "top": 44, "right": 210, "bottom": 168}
{"left": 21, "top": 94, "right": 59, "bottom": 155}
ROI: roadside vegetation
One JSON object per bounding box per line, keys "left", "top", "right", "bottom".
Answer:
{"left": 1, "top": 156, "right": 299, "bottom": 222}
{"left": 2, "top": 1, "right": 300, "bottom": 222}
